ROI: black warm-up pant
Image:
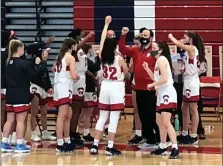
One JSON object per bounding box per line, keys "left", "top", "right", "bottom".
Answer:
{"left": 136, "top": 90, "right": 160, "bottom": 143}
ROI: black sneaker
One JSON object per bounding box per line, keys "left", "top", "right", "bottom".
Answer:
{"left": 178, "top": 135, "right": 191, "bottom": 144}
{"left": 70, "top": 132, "right": 81, "bottom": 140}
{"left": 83, "top": 134, "right": 94, "bottom": 142}
{"left": 128, "top": 135, "right": 143, "bottom": 144}
{"left": 177, "top": 134, "right": 184, "bottom": 142}
{"left": 63, "top": 143, "right": 75, "bottom": 152}
{"left": 169, "top": 148, "right": 180, "bottom": 159}
{"left": 105, "top": 147, "right": 121, "bottom": 156}
{"left": 151, "top": 148, "right": 168, "bottom": 156}
{"left": 189, "top": 136, "right": 198, "bottom": 145}
{"left": 90, "top": 145, "right": 98, "bottom": 155}
{"left": 56, "top": 145, "right": 67, "bottom": 153}
{"left": 71, "top": 139, "right": 84, "bottom": 149}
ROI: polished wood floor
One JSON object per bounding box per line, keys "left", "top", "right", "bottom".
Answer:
{"left": 1, "top": 114, "right": 223, "bottom": 165}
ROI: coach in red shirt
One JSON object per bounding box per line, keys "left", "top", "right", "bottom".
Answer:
{"left": 119, "top": 27, "right": 159, "bottom": 146}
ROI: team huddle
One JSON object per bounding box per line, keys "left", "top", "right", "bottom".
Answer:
{"left": 1, "top": 15, "right": 205, "bottom": 159}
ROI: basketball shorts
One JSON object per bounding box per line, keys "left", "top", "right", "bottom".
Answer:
{"left": 30, "top": 83, "right": 48, "bottom": 105}
{"left": 73, "top": 75, "right": 86, "bottom": 101}
{"left": 1, "top": 89, "right": 6, "bottom": 100}
{"left": 53, "top": 82, "right": 73, "bottom": 107}
{"left": 99, "top": 81, "right": 125, "bottom": 111}
{"left": 84, "top": 92, "right": 98, "bottom": 108}
{"left": 183, "top": 76, "right": 200, "bottom": 102}
{"left": 156, "top": 85, "right": 177, "bottom": 112}
{"left": 5, "top": 88, "right": 31, "bottom": 113}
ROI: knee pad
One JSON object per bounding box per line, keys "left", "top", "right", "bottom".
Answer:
{"left": 108, "top": 112, "right": 120, "bottom": 133}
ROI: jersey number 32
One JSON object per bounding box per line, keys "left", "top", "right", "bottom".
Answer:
{"left": 102, "top": 65, "right": 117, "bottom": 80}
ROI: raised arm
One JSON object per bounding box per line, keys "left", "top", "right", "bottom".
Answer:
{"left": 118, "top": 27, "right": 136, "bottom": 57}
{"left": 168, "top": 33, "right": 195, "bottom": 59}
{"left": 77, "top": 31, "right": 95, "bottom": 51}
{"left": 98, "top": 16, "right": 112, "bottom": 58}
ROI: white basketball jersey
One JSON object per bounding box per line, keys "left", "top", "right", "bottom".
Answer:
{"left": 76, "top": 49, "right": 88, "bottom": 75}
{"left": 154, "top": 57, "right": 173, "bottom": 89}
{"left": 184, "top": 46, "right": 199, "bottom": 77}
{"left": 54, "top": 53, "right": 71, "bottom": 84}
{"left": 102, "top": 55, "right": 124, "bottom": 81}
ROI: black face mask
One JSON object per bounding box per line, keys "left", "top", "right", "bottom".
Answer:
{"left": 140, "top": 37, "right": 150, "bottom": 46}
{"left": 71, "top": 50, "right": 77, "bottom": 56}
{"left": 150, "top": 50, "right": 160, "bottom": 57}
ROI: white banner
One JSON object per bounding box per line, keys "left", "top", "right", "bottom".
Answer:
{"left": 205, "top": 46, "right": 212, "bottom": 77}
{"left": 169, "top": 45, "right": 177, "bottom": 55}
{"left": 219, "top": 46, "right": 222, "bottom": 79}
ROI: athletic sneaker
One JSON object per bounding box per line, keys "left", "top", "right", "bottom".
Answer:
{"left": 31, "top": 132, "right": 41, "bottom": 142}
{"left": 169, "top": 148, "right": 180, "bottom": 159}
{"left": 42, "top": 131, "right": 57, "bottom": 141}
{"left": 128, "top": 135, "right": 143, "bottom": 144}
{"left": 90, "top": 145, "right": 98, "bottom": 155}
{"left": 14, "top": 144, "right": 31, "bottom": 153}
{"left": 71, "top": 138, "right": 84, "bottom": 149}
{"left": 56, "top": 145, "right": 67, "bottom": 153}
{"left": 178, "top": 135, "right": 190, "bottom": 144}
{"left": 138, "top": 142, "right": 158, "bottom": 149}
{"left": 70, "top": 132, "right": 82, "bottom": 140}
{"left": 1, "top": 142, "right": 14, "bottom": 152}
{"left": 151, "top": 148, "right": 168, "bottom": 156}
{"left": 63, "top": 143, "right": 75, "bottom": 152}
{"left": 189, "top": 136, "right": 198, "bottom": 145}
{"left": 83, "top": 134, "right": 94, "bottom": 142}
{"left": 105, "top": 147, "right": 121, "bottom": 156}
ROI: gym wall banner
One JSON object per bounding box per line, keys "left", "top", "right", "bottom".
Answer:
{"left": 219, "top": 46, "right": 222, "bottom": 79}
{"left": 205, "top": 46, "right": 212, "bottom": 77}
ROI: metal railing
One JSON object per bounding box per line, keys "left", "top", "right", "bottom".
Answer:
{"left": 35, "top": 0, "right": 45, "bottom": 42}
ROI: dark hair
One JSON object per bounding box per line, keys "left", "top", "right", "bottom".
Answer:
{"left": 82, "top": 43, "right": 92, "bottom": 54}
{"left": 56, "top": 38, "right": 77, "bottom": 67}
{"left": 68, "top": 28, "right": 83, "bottom": 41}
{"left": 157, "top": 41, "right": 173, "bottom": 71}
{"left": 139, "top": 27, "right": 147, "bottom": 33}
{"left": 185, "top": 31, "right": 205, "bottom": 63}
{"left": 149, "top": 30, "right": 154, "bottom": 38}
{"left": 101, "top": 37, "right": 117, "bottom": 65}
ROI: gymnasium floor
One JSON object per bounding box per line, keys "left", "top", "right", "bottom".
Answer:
{"left": 1, "top": 114, "right": 222, "bottom": 166}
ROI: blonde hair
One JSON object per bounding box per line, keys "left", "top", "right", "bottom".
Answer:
{"left": 7, "top": 39, "right": 24, "bottom": 64}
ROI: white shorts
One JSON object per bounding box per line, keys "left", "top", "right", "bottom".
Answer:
{"left": 30, "top": 83, "right": 48, "bottom": 105}
{"left": 183, "top": 76, "right": 200, "bottom": 102}
{"left": 53, "top": 82, "right": 73, "bottom": 107}
{"left": 1, "top": 89, "right": 6, "bottom": 100}
{"left": 99, "top": 81, "right": 125, "bottom": 111}
{"left": 84, "top": 92, "right": 98, "bottom": 107}
{"left": 156, "top": 85, "right": 177, "bottom": 112}
{"left": 73, "top": 75, "right": 86, "bottom": 101}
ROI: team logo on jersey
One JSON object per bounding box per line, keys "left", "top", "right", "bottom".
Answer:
{"left": 31, "top": 87, "right": 38, "bottom": 94}
{"left": 78, "top": 87, "right": 84, "bottom": 97}
{"left": 68, "top": 90, "right": 72, "bottom": 99}
{"left": 163, "top": 95, "right": 170, "bottom": 105}
{"left": 185, "top": 89, "right": 191, "bottom": 98}
{"left": 92, "top": 93, "right": 98, "bottom": 102}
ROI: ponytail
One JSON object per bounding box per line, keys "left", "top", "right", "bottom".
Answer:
{"left": 7, "top": 40, "right": 14, "bottom": 64}
{"left": 195, "top": 33, "right": 205, "bottom": 63}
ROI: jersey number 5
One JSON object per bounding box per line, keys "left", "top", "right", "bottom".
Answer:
{"left": 102, "top": 65, "right": 117, "bottom": 80}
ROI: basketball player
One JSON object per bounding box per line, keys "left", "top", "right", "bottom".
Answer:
{"left": 29, "top": 47, "right": 56, "bottom": 142}
{"left": 90, "top": 16, "right": 128, "bottom": 156}
{"left": 1, "top": 39, "right": 41, "bottom": 153}
{"left": 53, "top": 38, "right": 80, "bottom": 152}
{"left": 143, "top": 41, "right": 179, "bottom": 159}
{"left": 128, "top": 35, "right": 143, "bottom": 144}
{"left": 80, "top": 44, "right": 101, "bottom": 142}
{"left": 168, "top": 32, "right": 205, "bottom": 144}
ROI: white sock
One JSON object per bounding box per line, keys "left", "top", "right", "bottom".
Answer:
{"left": 182, "top": 130, "right": 188, "bottom": 136}
{"left": 57, "top": 139, "right": 64, "bottom": 146}
{"left": 2, "top": 137, "right": 9, "bottom": 143}
{"left": 108, "top": 140, "right": 114, "bottom": 148}
{"left": 159, "top": 143, "right": 167, "bottom": 149}
{"left": 172, "top": 143, "right": 178, "bottom": 149}
{"left": 135, "top": 130, "right": 142, "bottom": 137}
{"left": 190, "top": 134, "right": 197, "bottom": 138}
{"left": 17, "top": 139, "right": 24, "bottom": 145}
{"left": 64, "top": 137, "right": 71, "bottom": 144}
{"left": 83, "top": 129, "right": 90, "bottom": 136}
{"left": 93, "top": 139, "right": 99, "bottom": 146}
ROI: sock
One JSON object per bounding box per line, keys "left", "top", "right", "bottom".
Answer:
{"left": 17, "top": 139, "right": 24, "bottom": 145}
{"left": 135, "top": 130, "right": 142, "bottom": 137}
{"left": 108, "top": 140, "right": 114, "bottom": 148}
{"left": 159, "top": 143, "right": 167, "bottom": 149}
{"left": 83, "top": 129, "right": 90, "bottom": 136}
{"left": 2, "top": 137, "right": 9, "bottom": 143}
{"left": 182, "top": 130, "right": 188, "bottom": 136}
{"left": 64, "top": 137, "right": 71, "bottom": 144}
{"left": 172, "top": 143, "right": 178, "bottom": 149}
{"left": 190, "top": 134, "right": 197, "bottom": 138}
{"left": 93, "top": 139, "right": 99, "bottom": 146}
{"left": 57, "top": 139, "right": 64, "bottom": 146}
{"left": 105, "top": 124, "right": 109, "bottom": 129}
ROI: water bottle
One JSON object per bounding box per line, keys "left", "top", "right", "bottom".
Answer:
{"left": 174, "top": 114, "right": 180, "bottom": 131}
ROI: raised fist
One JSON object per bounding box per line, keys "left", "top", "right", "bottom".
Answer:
{"left": 105, "top": 16, "right": 112, "bottom": 25}
{"left": 168, "top": 33, "right": 173, "bottom": 39}
{"left": 122, "top": 27, "right": 129, "bottom": 35}
{"left": 35, "top": 57, "right": 41, "bottom": 64}
{"left": 87, "top": 31, "right": 95, "bottom": 38}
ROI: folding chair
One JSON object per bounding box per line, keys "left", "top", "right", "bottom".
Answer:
{"left": 200, "top": 76, "right": 222, "bottom": 122}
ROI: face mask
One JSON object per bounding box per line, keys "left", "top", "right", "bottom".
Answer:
{"left": 140, "top": 37, "right": 150, "bottom": 46}
{"left": 71, "top": 50, "right": 76, "bottom": 56}
{"left": 150, "top": 50, "right": 160, "bottom": 57}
